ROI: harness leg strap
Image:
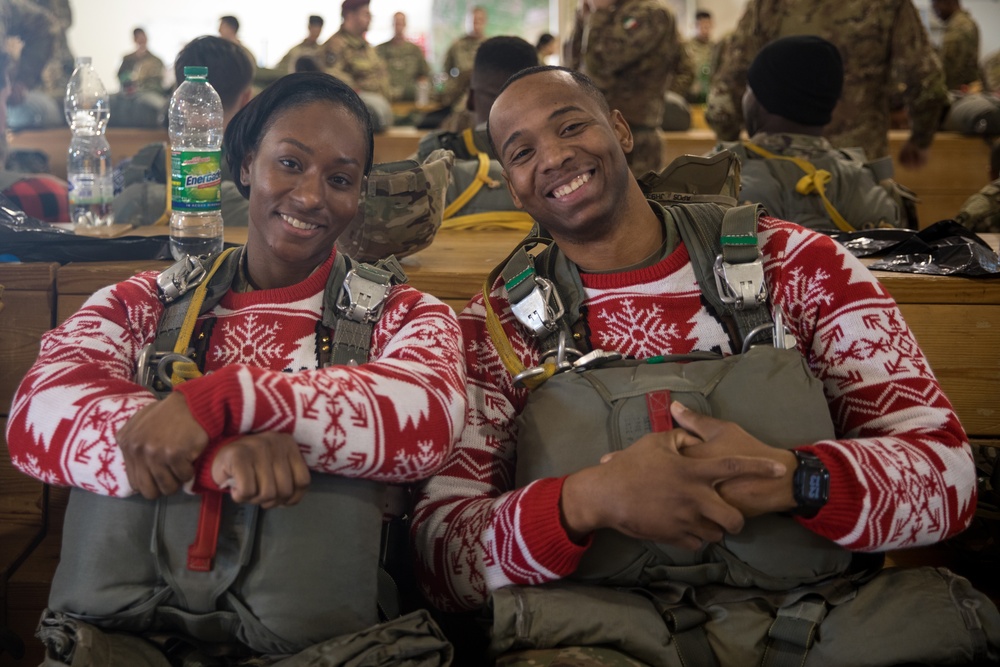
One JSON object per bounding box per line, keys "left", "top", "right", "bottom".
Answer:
{"left": 761, "top": 597, "right": 828, "bottom": 667}
{"left": 662, "top": 605, "right": 720, "bottom": 667}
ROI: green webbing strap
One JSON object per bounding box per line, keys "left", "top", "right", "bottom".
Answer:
{"left": 662, "top": 606, "right": 720, "bottom": 667}
{"left": 324, "top": 256, "right": 406, "bottom": 367}
{"left": 671, "top": 202, "right": 773, "bottom": 349}
{"left": 761, "top": 598, "right": 828, "bottom": 667}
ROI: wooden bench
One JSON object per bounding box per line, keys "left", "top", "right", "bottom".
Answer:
{"left": 7, "top": 128, "right": 169, "bottom": 182}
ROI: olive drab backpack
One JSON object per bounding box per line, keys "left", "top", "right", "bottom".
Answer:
{"left": 482, "top": 152, "right": 1000, "bottom": 666}
{"left": 42, "top": 248, "right": 444, "bottom": 661}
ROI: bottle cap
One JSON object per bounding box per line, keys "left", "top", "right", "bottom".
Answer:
{"left": 75, "top": 56, "right": 92, "bottom": 65}
{"left": 184, "top": 66, "right": 209, "bottom": 78}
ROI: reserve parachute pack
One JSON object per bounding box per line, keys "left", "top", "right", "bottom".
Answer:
{"left": 483, "top": 151, "right": 1000, "bottom": 666}
{"left": 42, "top": 248, "right": 451, "bottom": 663}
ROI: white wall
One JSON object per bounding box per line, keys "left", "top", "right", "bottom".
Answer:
{"left": 67, "top": 0, "right": 1000, "bottom": 95}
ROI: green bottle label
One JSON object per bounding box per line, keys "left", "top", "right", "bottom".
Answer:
{"left": 171, "top": 149, "right": 222, "bottom": 212}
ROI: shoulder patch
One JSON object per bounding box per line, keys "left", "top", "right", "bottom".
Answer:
{"left": 623, "top": 16, "right": 639, "bottom": 30}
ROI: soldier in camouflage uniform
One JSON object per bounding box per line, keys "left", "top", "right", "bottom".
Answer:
{"left": 439, "top": 6, "right": 487, "bottom": 110}
{"left": 684, "top": 10, "right": 716, "bottom": 104}
{"left": 984, "top": 50, "right": 1000, "bottom": 92}
{"left": 705, "top": 0, "right": 949, "bottom": 170}
{"left": 716, "top": 36, "right": 902, "bottom": 231}
{"left": 323, "top": 0, "right": 393, "bottom": 131}
{"left": 956, "top": 139, "right": 1000, "bottom": 233}
{"left": 932, "top": 0, "right": 982, "bottom": 91}
{"left": 274, "top": 15, "right": 325, "bottom": 74}
{"left": 2, "top": 0, "right": 61, "bottom": 130}
{"left": 566, "top": 0, "right": 688, "bottom": 176}
{"left": 376, "top": 12, "right": 432, "bottom": 103}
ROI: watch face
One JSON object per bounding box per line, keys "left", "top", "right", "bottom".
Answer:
{"left": 793, "top": 451, "right": 829, "bottom": 517}
{"left": 805, "top": 469, "right": 825, "bottom": 501}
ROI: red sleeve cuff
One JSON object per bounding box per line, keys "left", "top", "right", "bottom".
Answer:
{"left": 190, "top": 435, "right": 242, "bottom": 493}
{"left": 173, "top": 365, "right": 244, "bottom": 440}
{"left": 517, "top": 477, "right": 592, "bottom": 577}
{"left": 793, "top": 445, "right": 865, "bottom": 540}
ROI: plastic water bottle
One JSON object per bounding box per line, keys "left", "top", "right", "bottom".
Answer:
{"left": 65, "top": 57, "right": 113, "bottom": 227}
{"left": 168, "top": 66, "right": 224, "bottom": 260}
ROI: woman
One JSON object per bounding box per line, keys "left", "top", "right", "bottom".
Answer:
{"left": 6, "top": 73, "right": 464, "bottom": 665}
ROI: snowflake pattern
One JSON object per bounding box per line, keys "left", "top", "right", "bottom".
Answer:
{"left": 210, "top": 314, "right": 287, "bottom": 367}
{"left": 594, "top": 298, "right": 679, "bottom": 358}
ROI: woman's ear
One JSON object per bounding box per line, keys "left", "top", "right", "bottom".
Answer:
{"left": 240, "top": 153, "right": 253, "bottom": 187}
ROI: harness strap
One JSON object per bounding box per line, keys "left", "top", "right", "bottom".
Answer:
{"left": 742, "top": 141, "right": 855, "bottom": 233}
{"left": 440, "top": 211, "right": 535, "bottom": 231}
{"left": 761, "top": 597, "right": 828, "bottom": 667}
{"left": 442, "top": 152, "right": 495, "bottom": 219}
{"left": 662, "top": 606, "right": 720, "bottom": 667}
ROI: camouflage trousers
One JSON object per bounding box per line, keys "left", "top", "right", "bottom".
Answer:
{"left": 625, "top": 128, "right": 663, "bottom": 178}
{"left": 496, "top": 646, "right": 650, "bottom": 666}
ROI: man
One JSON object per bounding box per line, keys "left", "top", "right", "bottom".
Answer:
{"left": 218, "top": 14, "right": 256, "bottom": 67}
{"left": 932, "top": 0, "right": 981, "bottom": 91}
{"left": 114, "top": 36, "right": 254, "bottom": 227}
{"left": 438, "top": 6, "right": 487, "bottom": 112}
{"left": 566, "top": 0, "right": 690, "bottom": 176}
{"left": 718, "top": 36, "right": 902, "bottom": 231}
{"left": 323, "top": 0, "right": 393, "bottom": 131}
{"left": 110, "top": 27, "right": 167, "bottom": 128}
{"left": 274, "top": 15, "right": 325, "bottom": 74}
{"left": 3, "top": 0, "right": 63, "bottom": 130}
{"left": 956, "top": 139, "right": 1000, "bottom": 233}
{"left": 117, "top": 27, "right": 164, "bottom": 95}
{"left": 0, "top": 50, "right": 69, "bottom": 222}
{"left": 412, "top": 65, "right": 1000, "bottom": 665}
{"left": 416, "top": 35, "right": 538, "bottom": 220}
{"left": 705, "top": 0, "right": 949, "bottom": 170}
{"left": 376, "top": 12, "right": 432, "bottom": 104}
{"left": 684, "top": 9, "right": 715, "bottom": 104}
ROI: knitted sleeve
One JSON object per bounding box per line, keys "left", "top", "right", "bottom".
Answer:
{"left": 5, "top": 274, "right": 164, "bottom": 497}
{"left": 757, "top": 217, "right": 975, "bottom": 550}
{"left": 411, "top": 292, "right": 590, "bottom": 612}
{"left": 173, "top": 285, "right": 466, "bottom": 484}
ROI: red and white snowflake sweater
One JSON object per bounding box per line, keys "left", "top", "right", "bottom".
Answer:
{"left": 412, "top": 216, "right": 975, "bottom": 612}
{"left": 6, "top": 251, "right": 467, "bottom": 496}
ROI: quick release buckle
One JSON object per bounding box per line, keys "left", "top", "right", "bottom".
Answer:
{"left": 712, "top": 254, "right": 767, "bottom": 310}
{"left": 157, "top": 255, "right": 209, "bottom": 304}
{"left": 510, "top": 275, "right": 565, "bottom": 338}
{"left": 337, "top": 268, "right": 392, "bottom": 324}
{"left": 136, "top": 343, "right": 194, "bottom": 392}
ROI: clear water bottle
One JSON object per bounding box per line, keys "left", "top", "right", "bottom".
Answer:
{"left": 65, "top": 57, "right": 113, "bottom": 227}
{"left": 168, "top": 66, "right": 224, "bottom": 260}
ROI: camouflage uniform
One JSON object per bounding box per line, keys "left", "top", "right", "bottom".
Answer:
{"left": 956, "top": 179, "right": 1000, "bottom": 233}
{"left": 274, "top": 39, "right": 325, "bottom": 74}
{"left": 567, "top": 0, "right": 687, "bottom": 176}
{"left": 719, "top": 132, "right": 902, "bottom": 230}
{"left": 684, "top": 37, "right": 716, "bottom": 103}
{"left": 1, "top": 0, "right": 56, "bottom": 93}
{"left": 984, "top": 49, "right": 1000, "bottom": 93}
{"left": 939, "top": 8, "right": 981, "bottom": 91}
{"left": 375, "top": 39, "right": 432, "bottom": 103}
{"left": 705, "top": 0, "right": 949, "bottom": 161}
{"left": 439, "top": 34, "right": 484, "bottom": 109}
{"left": 117, "top": 51, "right": 165, "bottom": 95}
{"left": 35, "top": 0, "right": 73, "bottom": 99}
{"left": 323, "top": 28, "right": 391, "bottom": 98}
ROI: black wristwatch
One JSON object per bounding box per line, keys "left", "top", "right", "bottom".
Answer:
{"left": 791, "top": 450, "right": 829, "bottom": 519}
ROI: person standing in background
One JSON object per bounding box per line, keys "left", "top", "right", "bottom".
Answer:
{"left": 3, "top": 0, "right": 63, "bottom": 130}
{"left": 706, "top": 0, "right": 949, "bottom": 170}
{"left": 439, "top": 6, "right": 487, "bottom": 111}
{"left": 376, "top": 12, "right": 432, "bottom": 104}
{"left": 323, "top": 0, "right": 393, "bottom": 131}
{"left": 566, "top": 0, "right": 689, "bottom": 176}
{"left": 685, "top": 10, "right": 716, "bottom": 104}
{"left": 218, "top": 14, "right": 256, "bottom": 66}
{"left": 117, "top": 27, "right": 164, "bottom": 95}
{"left": 274, "top": 15, "right": 325, "bottom": 74}
{"left": 931, "top": 0, "right": 981, "bottom": 90}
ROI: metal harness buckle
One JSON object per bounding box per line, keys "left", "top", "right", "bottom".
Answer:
{"left": 510, "top": 275, "right": 565, "bottom": 338}
{"left": 337, "top": 268, "right": 392, "bottom": 324}
{"left": 157, "top": 255, "right": 209, "bottom": 304}
{"left": 136, "top": 343, "right": 194, "bottom": 392}
{"left": 712, "top": 254, "right": 767, "bottom": 310}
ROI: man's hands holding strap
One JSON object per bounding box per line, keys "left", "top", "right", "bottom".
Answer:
{"left": 559, "top": 401, "right": 796, "bottom": 552}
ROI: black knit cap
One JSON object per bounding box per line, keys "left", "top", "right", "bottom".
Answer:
{"left": 747, "top": 35, "right": 844, "bottom": 126}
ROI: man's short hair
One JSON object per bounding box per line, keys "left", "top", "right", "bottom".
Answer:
{"left": 695, "top": 10, "right": 712, "bottom": 20}
{"left": 309, "top": 15, "right": 324, "bottom": 28}
{"left": 174, "top": 36, "right": 255, "bottom": 111}
{"left": 133, "top": 27, "right": 146, "bottom": 40}
{"left": 219, "top": 15, "right": 239, "bottom": 32}
{"left": 342, "top": 0, "right": 370, "bottom": 18}
{"left": 487, "top": 65, "right": 610, "bottom": 159}
{"left": 474, "top": 36, "right": 538, "bottom": 80}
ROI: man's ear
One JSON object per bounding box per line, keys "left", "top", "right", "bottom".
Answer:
{"left": 611, "top": 109, "right": 634, "bottom": 154}
{"left": 501, "top": 169, "right": 524, "bottom": 210}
